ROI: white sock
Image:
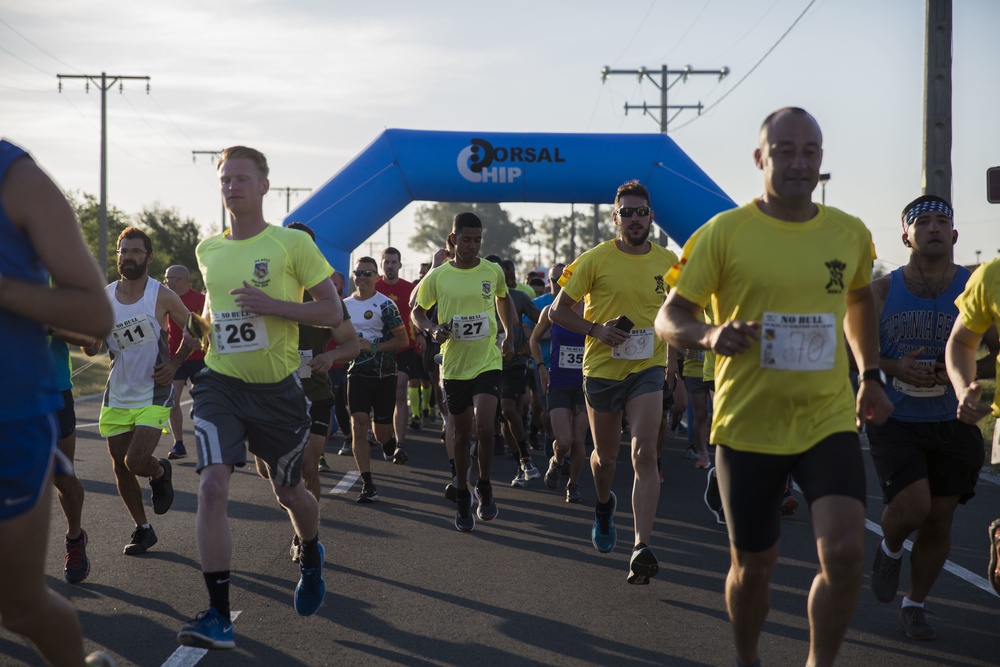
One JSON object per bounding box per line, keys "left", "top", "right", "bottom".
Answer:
{"left": 881, "top": 539, "right": 904, "bottom": 559}
{"left": 901, "top": 596, "right": 923, "bottom": 609}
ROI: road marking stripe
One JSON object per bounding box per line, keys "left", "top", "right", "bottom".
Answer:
{"left": 162, "top": 610, "right": 241, "bottom": 666}
{"left": 865, "top": 519, "right": 997, "bottom": 597}
{"left": 331, "top": 470, "right": 360, "bottom": 494}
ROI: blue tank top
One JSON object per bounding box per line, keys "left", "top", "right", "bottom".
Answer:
{"left": 0, "top": 140, "right": 62, "bottom": 421}
{"left": 879, "top": 265, "right": 970, "bottom": 421}
{"left": 547, "top": 322, "right": 585, "bottom": 388}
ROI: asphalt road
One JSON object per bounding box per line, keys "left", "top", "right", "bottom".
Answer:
{"left": 2, "top": 389, "right": 998, "bottom": 666}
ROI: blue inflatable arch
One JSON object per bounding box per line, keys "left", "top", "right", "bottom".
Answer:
{"left": 284, "top": 129, "right": 736, "bottom": 272}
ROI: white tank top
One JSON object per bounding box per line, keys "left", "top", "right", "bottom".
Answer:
{"left": 103, "top": 279, "right": 174, "bottom": 409}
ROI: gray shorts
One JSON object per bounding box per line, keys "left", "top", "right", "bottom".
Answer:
{"left": 191, "top": 369, "right": 311, "bottom": 487}
{"left": 583, "top": 365, "right": 664, "bottom": 413}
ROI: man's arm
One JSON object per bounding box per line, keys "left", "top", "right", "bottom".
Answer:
{"left": 310, "top": 320, "right": 361, "bottom": 373}
{"left": 549, "top": 290, "right": 630, "bottom": 348}
{"left": 153, "top": 288, "right": 194, "bottom": 385}
{"left": 229, "top": 277, "right": 343, "bottom": 328}
{"left": 495, "top": 293, "right": 517, "bottom": 359}
{"left": 370, "top": 324, "right": 408, "bottom": 355}
{"left": 946, "top": 320, "right": 993, "bottom": 424}
{"left": 0, "top": 156, "right": 112, "bottom": 338}
{"left": 844, "top": 284, "right": 894, "bottom": 425}
{"left": 869, "top": 274, "right": 935, "bottom": 387}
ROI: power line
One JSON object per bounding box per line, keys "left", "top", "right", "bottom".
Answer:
{"left": 669, "top": 0, "right": 818, "bottom": 133}
{"left": 0, "top": 18, "right": 79, "bottom": 72}
{"left": 600, "top": 64, "right": 730, "bottom": 133}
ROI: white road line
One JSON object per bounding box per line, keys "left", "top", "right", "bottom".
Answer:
{"left": 865, "top": 519, "right": 998, "bottom": 597}
{"left": 162, "top": 610, "right": 241, "bottom": 667}
{"left": 331, "top": 471, "right": 360, "bottom": 494}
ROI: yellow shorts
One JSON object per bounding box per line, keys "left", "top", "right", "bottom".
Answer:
{"left": 99, "top": 405, "right": 171, "bottom": 437}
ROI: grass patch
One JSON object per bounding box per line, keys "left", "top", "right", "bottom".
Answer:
{"left": 70, "top": 348, "right": 110, "bottom": 398}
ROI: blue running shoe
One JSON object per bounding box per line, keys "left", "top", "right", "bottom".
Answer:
{"left": 294, "top": 542, "right": 326, "bottom": 616}
{"left": 177, "top": 608, "right": 235, "bottom": 650}
{"left": 591, "top": 491, "right": 617, "bottom": 553}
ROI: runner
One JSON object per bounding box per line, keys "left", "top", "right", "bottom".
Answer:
{"left": 549, "top": 179, "right": 678, "bottom": 584}
{"left": 177, "top": 145, "right": 341, "bottom": 649}
{"left": 413, "top": 212, "right": 516, "bottom": 532}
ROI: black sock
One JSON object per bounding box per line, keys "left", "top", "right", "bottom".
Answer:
{"left": 634, "top": 542, "right": 647, "bottom": 551}
{"left": 174, "top": 440, "right": 183, "bottom": 448}
{"left": 383, "top": 436, "right": 397, "bottom": 451}
{"left": 514, "top": 439, "right": 529, "bottom": 458}
{"left": 361, "top": 471, "right": 373, "bottom": 485}
{"left": 596, "top": 497, "right": 614, "bottom": 513}
{"left": 203, "top": 570, "right": 231, "bottom": 619}
{"left": 449, "top": 459, "right": 456, "bottom": 477}
{"left": 476, "top": 478, "right": 491, "bottom": 492}
{"left": 300, "top": 533, "right": 321, "bottom": 569}
{"left": 66, "top": 532, "right": 84, "bottom": 544}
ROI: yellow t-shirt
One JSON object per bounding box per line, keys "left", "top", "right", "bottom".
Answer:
{"left": 682, "top": 310, "right": 712, "bottom": 379}
{"left": 197, "top": 224, "right": 334, "bottom": 384}
{"left": 416, "top": 259, "right": 508, "bottom": 381}
{"left": 668, "top": 201, "right": 875, "bottom": 454}
{"left": 954, "top": 258, "right": 1000, "bottom": 416}
{"left": 559, "top": 239, "right": 678, "bottom": 381}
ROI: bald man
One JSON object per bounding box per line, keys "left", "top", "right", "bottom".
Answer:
{"left": 164, "top": 264, "right": 206, "bottom": 460}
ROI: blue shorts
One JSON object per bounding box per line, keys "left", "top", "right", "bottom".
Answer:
{"left": 0, "top": 413, "right": 56, "bottom": 520}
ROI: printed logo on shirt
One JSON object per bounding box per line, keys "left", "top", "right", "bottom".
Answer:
{"left": 364, "top": 310, "right": 374, "bottom": 320}
{"left": 253, "top": 259, "right": 270, "bottom": 288}
{"left": 825, "top": 259, "right": 846, "bottom": 294}
{"left": 482, "top": 281, "right": 493, "bottom": 300}
{"left": 654, "top": 274, "right": 665, "bottom": 295}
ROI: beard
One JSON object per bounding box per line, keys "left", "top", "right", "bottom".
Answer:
{"left": 118, "top": 259, "right": 148, "bottom": 281}
{"left": 622, "top": 224, "right": 651, "bottom": 247}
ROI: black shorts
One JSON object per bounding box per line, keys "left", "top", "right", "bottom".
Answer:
{"left": 55, "top": 388, "right": 76, "bottom": 440}
{"left": 173, "top": 358, "right": 206, "bottom": 383}
{"left": 327, "top": 367, "right": 347, "bottom": 395}
{"left": 308, "top": 396, "right": 334, "bottom": 436}
{"left": 395, "top": 348, "right": 424, "bottom": 380}
{"left": 347, "top": 374, "right": 396, "bottom": 424}
{"left": 662, "top": 379, "right": 675, "bottom": 411}
{"left": 716, "top": 432, "right": 866, "bottom": 552}
{"left": 500, "top": 360, "right": 529, "bottom": 401}
{"left": 547, "top": 385, "right": 585, "bottom": 412}
{"left": 867, "top": 418, "right": 984, "bottom": 504}
{"left": 444, "top": 370, "right": 501, "bottom": 415}
{"left": 683, "top": 375, "right": 712, "bottom": 395}
{"left": 584, "top": 366, "right": 663, "bottom": 413}
{"left": 423, "top": 339, "right": 441, "bottom": 372}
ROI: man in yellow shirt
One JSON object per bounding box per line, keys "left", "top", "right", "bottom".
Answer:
{"left": 656, "top": 107, "right": 892, "bottom": 667}
{"left": 550, "top": 179, "right": 678, "bottom": 585}
{"left": 946, "top": 257, "right": 1000, "bottom": 596}
{"left": 176, "top": 146, "right": 343, "bottom": 650}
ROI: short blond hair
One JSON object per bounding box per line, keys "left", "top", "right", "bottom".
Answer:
{"left": 218, "top": 146, "right": 269, "bottom": 179}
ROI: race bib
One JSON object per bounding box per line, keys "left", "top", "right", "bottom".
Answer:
{"left": 612, "top": 327, "right": 654, "bottom": 361}
{"left": 760, "top": 312, "right": 836, "bottom": 371}
{"left": 212, "top": 310, "right": 269, "bottom": 354}
{"left": 111, "top": 315, "right": 157, "bottom": 352}
{"left": 558, "top": 345, "right": 584, "bottom": 369}
{"left": 297, "top": 349, "right": 314, "bottom": 379}
{"left": 451, "top": 312, "right": 490, "bottom": 341}
{"left": 892, "top": 360, "right": 946, "bottom": 397}
{"left": 685, "top": 349, "right": 706, "bottom": 362}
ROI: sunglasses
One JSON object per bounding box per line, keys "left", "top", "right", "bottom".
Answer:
{"left": 117, "top": 248, "right": 148, "bottom": 256}
{"left": 616, "top": 206, "right": 651, "bottom": 218}
{"left": 353, "top": 269, "right": 377, "bottom": 277}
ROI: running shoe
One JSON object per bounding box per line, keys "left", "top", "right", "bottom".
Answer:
{"left": 317, "top": 456, "right": 331, "bottom": 472}
{"left": 455, "top": 490, "right": 476, "bottom": 532}
{"left": 445, "top": 478, "right": 458, "bottom": 503}
{"left": 338, "top": 442, "right": 352, "bottom": 456}
{"left": 704, "top": 467, "right": 725, "bottom": 525}
{"left": 409, "top": 417, "right": 422, "bottom": 430}
{"left": 510, "top": 469, "right": 528, "bottom": 487}
{"left": 392, "top": 447, "right": 408, "bottom": 465}
{"left": 177, "top": 608, "right": 235, "bottom": 649}
{"left": 521, "top": 457, "right": 541, "bottom": 479}
{"left": 779, "top": 489, "right": 798, "bottom": 516}
{"left": 565, "top": 483, "right": 582, "bottom": 504}
{"left": 628, "top": 545, "right": 660, "bottom": 585}
{"left": 294, "top": 541, "right": 326, "bottom": 616}
{"left": 357, "top": 483, "right": 379, "bottom": 504}
{"left": 591, "top": 492, "right": 617, "bottom": 553}
{"left": 475, "top": 481, "right": 498, "bottom": 521}
{"left": 544, "top": 456, "right": 560, "bottom": 490}
{"left": 695, "top": 452, "right": 710, "bottom": 469}
{"left": 989, "top": 518, "right": 1000, "bottom": 596}
{"left": 289, "top": 534, "right": 302, "bottom": 563}
{"left": 381, "top": 439, "right": 394, "bottom": 461}
{"left": 685, "top": 444, "right": 699, "bottom": 460}
{"left": 123, "top": 525, "right": 158, "bottom": 555}
{"left": 150, "top": 458, "right": 174, "bottom": 515}
{"left": 85, "top": 652, "right": 117, "bottom": 666}
{"left": 871, "top": 543, "right": 902, "bottom": 603}
{"left": 167, "top": 442, "right": 187, "bottom": 460}
{"left": 898, "top": 606, "right": 936, "bottom": 640}
{"left": 64, "top": 530, "right": 90, "bottom": 584}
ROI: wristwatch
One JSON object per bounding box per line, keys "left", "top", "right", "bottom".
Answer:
{"left": 860, "top": 368, "right": 887, "bottom": 387}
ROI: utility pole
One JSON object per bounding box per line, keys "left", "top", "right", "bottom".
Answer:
{"left": 273, "top": 186, "right": 312, "bottom": 214}
{"left": 601, "top": 64, "right": 729, "bottom": 245}
{"left": 191, "top": 150, "right": 226, "bottom": 234}
{"left": 922, "top": 0, "right": 952, "bottom": 199}
{"left": 57, "top": 72, "right": 150, "bottom": 277}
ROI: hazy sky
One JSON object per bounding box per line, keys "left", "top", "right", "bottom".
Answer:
{"left": 2, "top": 0, "right": 998, "bottom": 278}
